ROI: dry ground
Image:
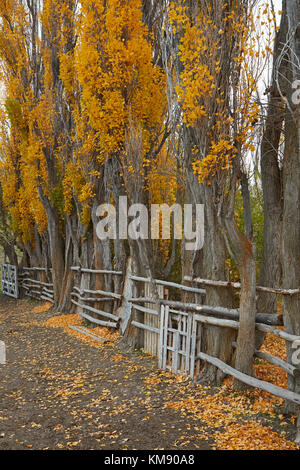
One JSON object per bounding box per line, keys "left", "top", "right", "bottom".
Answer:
{"left": 0, "top": 294, "right": 299, "bottom": 451}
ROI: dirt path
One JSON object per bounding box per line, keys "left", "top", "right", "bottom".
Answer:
{"left": 0, "top": 295, "right": 298, "bottom": 451}
{"left": 0, "top": 295, "right": 212, "bottom": 450}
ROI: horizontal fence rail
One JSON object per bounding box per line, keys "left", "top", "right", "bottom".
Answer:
{"left": 185, "top": 276, "right": 300, "bottom": 296}
{"left": 71, "top": 267, "right": 122, "bottom": 275}
{"left": 129, "top": 275, "right": 206, "bottom": 296}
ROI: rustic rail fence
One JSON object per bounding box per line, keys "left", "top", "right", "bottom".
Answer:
{"left": 19, "top": 267, "right": 54, "bottom": 303}
{"left": 120, "top": 269, "right": 300, "bottom": 441}
{"left": 70, "top": 266, "right": 123, "bottom": 329}
{"left": 1, "top": 260, "right": 300, "bottom": 441}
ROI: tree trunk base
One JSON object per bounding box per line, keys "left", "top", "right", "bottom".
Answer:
{"left": 284, "top": 401, "right": 299, "bottom": 415}
{"left": 233, "top": 378, "right": 253, "bottom": 392}
{"left": 194, "top": 363, "right": 225, "bottom": 387}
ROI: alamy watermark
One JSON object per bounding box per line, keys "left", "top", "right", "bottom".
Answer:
{"left": 96, "top": 196, "right": 204, "bottom": 251}
{"left": 291, "top": 80, "right": 300, "bottom": 105}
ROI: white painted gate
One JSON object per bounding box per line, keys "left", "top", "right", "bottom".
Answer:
{"left": 159, "top": 305, "right": 202, "bottom": 377}
{"left": 1, "top": 264, "right": 18, "bottom": 299}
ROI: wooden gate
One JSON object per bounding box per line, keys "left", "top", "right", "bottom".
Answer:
{"left": 158, "top": 305, "right": 202, "bottom": 377}
{"left": 1, "top": 264, "right": 18, "bottom": 299}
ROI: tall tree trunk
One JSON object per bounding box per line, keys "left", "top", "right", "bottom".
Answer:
{"left": 181, "top": 126, "right": 205, "bottom": 304}
{"left": 78, "top": 228, "right": 94, "bottom": 317}
{"left": 197, "top": 188, "right": 236, "bottom": 385}
{"left": 38, "top": 186, "right": 65, "bottom": 308}
{"left": 281, "top": 0, "right": 300, "bottom": 414}
{"left": 58, "top": 221, "right": 75, "bottom": 312}
{"left": 3, "top": 242, "right": 18, "bottom": 266}
{"left": 257, "top": 8, "right": 287, "bottom": 318}
{"left": 111, "top": 160, "right": 127, "bottom": 298}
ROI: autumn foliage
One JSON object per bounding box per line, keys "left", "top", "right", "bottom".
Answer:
{"left": 0, "top": 0, "right": 273, "bottom": 269}
{"left": 0, "top": 0, "right": 299, "bottom": 451}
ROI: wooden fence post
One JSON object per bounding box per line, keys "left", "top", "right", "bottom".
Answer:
{"left": 144, "top": 283, "right": 164, "bottom": 356}
{"left": 117, "top": 258, "right": 134, "bottom": 336}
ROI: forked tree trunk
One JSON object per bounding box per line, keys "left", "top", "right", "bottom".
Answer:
{"left": 181, "top": 166, "right": 204, "bottom": 305}
{"left": 197, "top": 191, "right": 236, "bottom": 386}
{"left": 91, "top": 199, "right": 113, "bottom": 291}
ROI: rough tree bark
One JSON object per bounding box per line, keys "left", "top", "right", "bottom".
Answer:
{"left": 37, "top": 186, "right": 65, "bottom": 308}
{"left": 222, "top": 207, "right": 257, "bottom": 390}
{"left": 197, "top": 188, "right": 236, "bottom": 385}
{"left": 281, "top": 0, "right": 300, "bottom": 416}
{"left": 257, "top": 8, "right": 288, "bottom": 318}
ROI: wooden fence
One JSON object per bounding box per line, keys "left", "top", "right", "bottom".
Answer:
{"left": 125, "top": 291, "right": 300, "bottom": 441}
{"left": 19, "top": 267, "right": 54, "bottom": 303}
{"left": 156, "top": 301, "right": 300, "bottom": 402}
{"left": 70, "top": 266, "right": 123, "bottom": 329}
{"left": 2, "top": 260, "right": 300, "bottom": 440}
{"left": 118, "top": 268, "right": 300, "bottom": 441}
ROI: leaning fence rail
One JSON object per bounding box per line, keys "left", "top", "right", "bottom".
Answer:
{"left": 129, "top": 275, "right": 206, "bottom": 295}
